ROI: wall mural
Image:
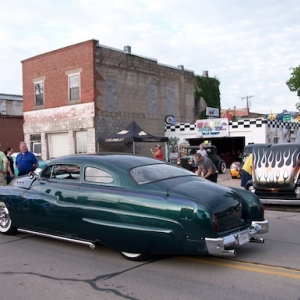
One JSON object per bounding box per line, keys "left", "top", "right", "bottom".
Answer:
{"left": 168, "top": 137, "right": 180, "bottom": 153}
{"left": 266, "top": 125, "right": 300, "bottom": 144}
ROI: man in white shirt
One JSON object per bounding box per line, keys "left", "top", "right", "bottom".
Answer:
{"left": 196, "top": 143, "right": 207, "bottom": 156}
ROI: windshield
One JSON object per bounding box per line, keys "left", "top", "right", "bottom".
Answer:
{"left": 187, "top": 148, "right": 197, "bottom": 156}
{"left": 130, "top": 164, "right": 195, "bottom": 184}
{"left": 242, "top": 147, "right": 252, "bottom": 162}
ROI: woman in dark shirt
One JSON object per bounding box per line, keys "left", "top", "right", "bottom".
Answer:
{"left": 4, "top": 147, "right": 14, "bottom": 184}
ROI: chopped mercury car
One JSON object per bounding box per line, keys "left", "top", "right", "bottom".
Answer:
{"left": 0, "top": 153, "right": 268, "bottom": 261}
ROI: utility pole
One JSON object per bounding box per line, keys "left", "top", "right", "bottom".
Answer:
{"left": 241, "top": 95, "right": 253, "bottom": 111}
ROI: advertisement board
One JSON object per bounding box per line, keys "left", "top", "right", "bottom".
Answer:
{"left": 196, "top": 118, "right": 229, "bottom": 138}
{"left": 206, "top": 107, "right": 219, "bottom": 118}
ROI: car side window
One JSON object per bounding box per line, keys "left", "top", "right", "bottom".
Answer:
{"left": 84, "top": 166, "right": 113, "bottom": 184}
{"left": 41, "top": 164, "right": 80, "bottom": 180}
{"left": 41, "top": 165, "right": 52, "bottom": 178}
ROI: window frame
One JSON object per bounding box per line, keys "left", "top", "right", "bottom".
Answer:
{"left": 75, "top": 131, "right": 87, "bottom": 154}
{"left": 84, "top": 166, "right": 114, "bottom": 184}
{"left": 68, "top": 73, "right": 80, "bottom": 101}
{"left": 41, "top": 164, "right": 81, "bottom": 181}
{"left": 34, "top": 81, "right": 44, "bottom": 106}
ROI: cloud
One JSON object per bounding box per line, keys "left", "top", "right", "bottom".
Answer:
{"left": 1, "top": 0, "right": 300, "bottom": 114}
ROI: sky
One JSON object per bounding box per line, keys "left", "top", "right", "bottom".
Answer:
{"left": 1, "top": 0, "right": 300, "bottom": 115}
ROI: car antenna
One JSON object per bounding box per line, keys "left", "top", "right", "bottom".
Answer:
{"left": 166, "top": 187, "right": 170, "bottom": 197}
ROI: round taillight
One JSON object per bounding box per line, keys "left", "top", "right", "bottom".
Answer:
{"left": 259, "top": 201, "right": 265, "bottom": 217}
{"left": 212, "top": 214, "right": 219, "bottom": 232}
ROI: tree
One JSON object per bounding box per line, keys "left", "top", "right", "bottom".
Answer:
{"left": 286, "top": 65, "right": 300, "bottom": 111}
{"left": 232, "top": 115, "right": 237, "bottom": 122}
{"left": 286, "top": 65, "right": 300, "bottom": 94}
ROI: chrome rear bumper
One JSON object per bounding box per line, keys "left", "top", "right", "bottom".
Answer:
{"left": 205, "top": 219, "right": 269, "bottom": 256}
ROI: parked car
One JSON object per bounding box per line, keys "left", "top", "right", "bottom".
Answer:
{"left": 177, "top": 145, "right": 227, "bottom": 173}
{"left": 229, "top": 143, "right": 270, "bottom": 179}
{"left": 230, "top": 161, "right": 241, "bottom": 179}
{"left": 245, "top": 143, "right": 300, "bottom": 205}
{"left": 0, "top": 153, "right": 269, "bottom": 261}
{"left": 229, "top": 145, "right": 253, "bottom": 175}
{"left": 241, "top": 144, "right": 272, "bottom": 165}
{"left": 11, "top": 152, "right": 48, "bottom": 176}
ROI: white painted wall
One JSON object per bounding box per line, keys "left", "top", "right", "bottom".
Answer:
{"left": 23, "top": 103, "right": 96, "bottom": 160}
{"left": 165, "top": 118, "right": 300, "bottom": 160}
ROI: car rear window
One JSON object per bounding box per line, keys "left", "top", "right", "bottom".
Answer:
{"left": 130, "top": 164, "right": 195, "bottom": 184}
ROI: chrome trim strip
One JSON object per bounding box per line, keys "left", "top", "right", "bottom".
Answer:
{"left": 259, "top": 198, "right": 300, "bottom": 205}
{"left": 17, "top": 229, "right": 95, "bottom": 249}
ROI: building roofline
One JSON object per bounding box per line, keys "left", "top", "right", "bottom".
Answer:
{"left": 22, "top": 39, "right": 196, "bottom": 74}
{"left": 0, "top": 93, "right": 23, "bottom": 101}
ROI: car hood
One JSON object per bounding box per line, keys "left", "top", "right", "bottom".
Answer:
{"left": 167, "top": 180, "right": 245, "bottom": 232}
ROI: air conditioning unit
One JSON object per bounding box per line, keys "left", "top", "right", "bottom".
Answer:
{"left": 124, "top": 46, "right": 131, "bottom": 54}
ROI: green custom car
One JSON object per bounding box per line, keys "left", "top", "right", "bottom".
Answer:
{"left": 0, "top": 154, "right": 269, "bottom": 261}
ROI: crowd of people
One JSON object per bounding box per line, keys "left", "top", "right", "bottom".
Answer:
{"left": 0, "top": 141, "right": 39, "bottom": 186}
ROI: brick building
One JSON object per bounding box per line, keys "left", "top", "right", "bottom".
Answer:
{"left": 22, "top": 39, "right": 196, "bottom": 159}
{"left": 0, "top": 93, "right": 24, "bottom": 152}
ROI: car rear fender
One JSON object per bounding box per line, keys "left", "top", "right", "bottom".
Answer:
{"left": 230, "top": 187, "right": 264, "bottom": 221}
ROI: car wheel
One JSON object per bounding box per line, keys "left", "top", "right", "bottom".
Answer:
{"left": 218, "top": 161, "right": 227, "bottom": 174}
{"left": 0, "top": 202, "right": 16, "bottom": 235}
{"left": 121, "top": 252, "right": 151, "bottom": 261}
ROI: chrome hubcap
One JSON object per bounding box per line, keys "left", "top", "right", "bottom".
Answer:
{"left": 0, "top": 206, "right": 9, "bottom": 228}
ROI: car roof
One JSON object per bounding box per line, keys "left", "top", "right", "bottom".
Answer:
{"left": 50, "top": 153, "right": 165, "bottom": 170}
{"left": 244, "top": 143, "right": 271, "bottom": 148}
{"left": 243, "top": 143, "right": 271, "bottom": 151}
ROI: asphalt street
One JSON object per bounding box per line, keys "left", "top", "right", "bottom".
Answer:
{"left": 217, "top": 170, "right": 242, "bottom": 189}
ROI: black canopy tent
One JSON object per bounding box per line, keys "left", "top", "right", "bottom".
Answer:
{"left": 98, "top": 121, "right": 169, "bottom": 154}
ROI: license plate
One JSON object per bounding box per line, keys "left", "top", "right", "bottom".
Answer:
{"left": 238, "top": 229, "right": 249, "bottom": 245}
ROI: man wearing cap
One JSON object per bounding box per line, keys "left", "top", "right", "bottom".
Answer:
{"left": 150, "top": 144, "right": 163, "bottom": 160}
{"left": 194, "top": 152, "right": 218, "bottom": 182}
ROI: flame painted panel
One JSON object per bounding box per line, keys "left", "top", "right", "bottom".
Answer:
{"left": 253, "top": 144, "right": 300, "bottom": 187}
